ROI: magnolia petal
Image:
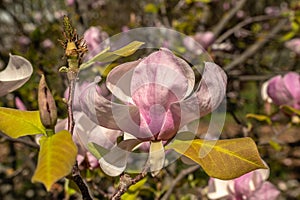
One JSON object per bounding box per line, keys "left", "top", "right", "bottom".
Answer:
{"left": 157, "top": 108, "right": 180, "bottom": 140}
{"left": 99, "top": 139, "right": 142, "bottom": 176}
{"left": 207, "top": 178, "right": 231, "bottom": 199}
{"left": 283, "top": 72, "right": 300, "bottom": 100}
{"left": 170, "top": 62, "right": 227, "bottom": 127}
{"left": 249, "top": 182, "right": 280, "bottom": 200}
{"left": 0, "top": 54, "right": 33, "bottom": 96}
{"left": 80, "top": 80, "right": 143, "bottom": 137}
{"left": 267, "top": 75, "right": 293, "bottom": 106}
{"left": 149, "top": 140, "right": 165, "bottom": 176}
{"left": 73, "top": 112, "right": 121, "bottom": 150}
{"left": 106, "top": 60, "right": 141, "bottom": 103}
{"left": 131, "top": 48, "right": 194, "bottom": 103}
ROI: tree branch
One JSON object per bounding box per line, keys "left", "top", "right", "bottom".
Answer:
{"left": 224, "top": 18, "right": 288, "bottom": 72}
{"left": 111, "top": 166, "right": 149, "bottom": 200}
{"left": 0, "top": 132, "right": 39, "bottom": 149}
{"left": 161, "top": 165, "right": 200, "bottom": 200}
{"left": 212, "top": 0, "right": 247, "bottom": 38}
{"left": 216, "top": 15, "right": 278, "bottom": 44}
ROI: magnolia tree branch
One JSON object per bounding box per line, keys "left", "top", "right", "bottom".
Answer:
{"left": 110, "top": 165, "right": 149, "bottom": 200}
{"left": 161, "top": 165, "right": 200, "bottom": 200}
{"left": 61, "top": 16, "right": 92, "bottom": 200}
{"left": 216, "top": 15, "right": 278, "bottom": 44}
{"left": 212, "top": 0, "right": 247, "bottom": 38}
{"left": 224, "top": 18, "right": 288, "bottom": 72}
{"left": 0, "top": 132, "right": 39, "bottom": 149}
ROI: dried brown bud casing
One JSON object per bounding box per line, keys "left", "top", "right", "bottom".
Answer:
{"left": 38, "top": 75, "right": 57, "bottom": 129}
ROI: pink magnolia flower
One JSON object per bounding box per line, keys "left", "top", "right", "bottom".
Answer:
{"left": 267, "top": 72, "right": 300, "bottom": 110}
{"left": 80, "top": 48, "right": 227, "bottom": 175}
{"left": 207, "top": 168, "right": 280, "bottom": 200}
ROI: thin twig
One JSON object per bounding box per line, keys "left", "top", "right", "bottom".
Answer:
{"left": 161, "top": 165, "right": 200, "bottom": 200}
{"left": 62, "top": 16, "right": 92, "bottom": 200}
{"left": 111, "top": 165, "right": 149, "bottom": 200}
{"left": 224, "top": 19, "right": 288, "bottom": 72}
{"left": 0, "top": 132, "right": 39, "bottom": 149}
{"left": 216, "top": 15, "right": 278, "bottom": 44}
{"left": 67, "top": 76, "right": 76, "bottom": 135}
{"left": 212, "top": 0, "right": 247, "bottom": 38}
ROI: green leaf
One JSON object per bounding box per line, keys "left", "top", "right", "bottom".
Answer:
{"left": 87, "top": 142, "right": 109, "bottom": 159}
{"left": 0, "top": 107, "right": 46, "bottom": 138}
{"left": 32, "top": 130, "right": 77, "bottom": 191}
{"left": 280, "top": 105, "right": 300, "bottom": 116}
{"left": 166, "top": 137, "right": 267, "bottom": 180}
{"left": 269, "top": 140, "right": 282, "bottom": 151}
{"left": 246, "top": 113, "right": 272, "bottom": 125}
{"left": 80, "top": 41, "right": 144, "bottom": 70}
{"left": 144, "top": 3, "right": 159, "bottom": 13}
{"left": 121, "top": 178, "right": 147, "bottom": 200}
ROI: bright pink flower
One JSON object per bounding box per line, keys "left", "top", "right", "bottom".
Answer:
{"left": 267, "top": 72, "right": 300, "bottom": 109}
{"left": 79, "top": 48, "right": 226, "bottom": 176}
{"left": 207, "top": 168, "right": 280, "bottom": 200}
{"left": 80, "top": 48, "right": 227, "bottom": 142}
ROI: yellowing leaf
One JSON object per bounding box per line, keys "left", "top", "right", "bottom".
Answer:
{"left": 80, "top": 41, "right": 144, "bottom": 70}
{"left": 32, "top": 130, "right": 77, "bottom": 191}
{"left": 0, "top": 107, "right": 46, "bottom": 138}
{"left": 166, "top": 137, "right": 267, "bottom": 180}
{"left": 246, "top": 113, "right": 272, "bottom": 125}
{"left": 280, "top": 105, "right": 300, "bottom": 116}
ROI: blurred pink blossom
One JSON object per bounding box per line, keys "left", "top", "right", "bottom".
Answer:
{"left": 15, "top": 97, "right": 27, "bottom": 110}
{"left": 285, "top": 38, "right": 300, "bottom": 55}
{"left": 207, "top": 168, "right": 280, "bottom": 200}
{"left": 66, "top": 0, "right": 75, "bottom": 6}
{"left": 41, "top": 39, "right": 54, "bottom": 49}
{"left": 18, "top": 36, "right": 31, "bottom": 46}
{"left": 267, "top": 72, "right": 300, "bottom": 110}
{"left": 193, "top": 31, "right": 215, "bottom": 49}
{"left": 83, "top": 26, "right": 109, "bottom": 59}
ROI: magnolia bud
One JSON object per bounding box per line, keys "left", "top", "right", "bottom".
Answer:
{"left": 38, "top": 75, "right": 57, "bottom": 129}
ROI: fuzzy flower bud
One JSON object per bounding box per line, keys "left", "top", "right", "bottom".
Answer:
{"left": 38, "top": 75, "right": 57, "bottom": 129}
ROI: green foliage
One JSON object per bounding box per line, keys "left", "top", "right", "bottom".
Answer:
{"left": 144, "top": 3, "right": 159, "bottom": 14}
{"left": 121, "top": 178, "right": 147, "bottom": 200}
{"left": 79, "top": 41, "right": 144, "bottom": 70}
{"left": 32, "top": 130, "right": 77, "bottom": 191}
{"left": 0, "top": 107, "right": 46, "bottom": 138}
{"left": 166, "top": 137, "right": 267, "bottom": 180}
{"left": 246, "top": 113, "right": 272, "bottom": 125}
{"left": 280, "top": 105, "right": 300, "bottom": 116}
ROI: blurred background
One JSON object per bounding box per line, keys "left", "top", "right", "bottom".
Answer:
{"left": 0, "top": 0, "right": 300, "bottom": 199}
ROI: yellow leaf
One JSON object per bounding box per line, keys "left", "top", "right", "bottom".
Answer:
{"left": 166, "top": 137, "right": 267, "bottom": 180}
{"left": 280, "top": 105, "right": 300, "bottom": 116}
{"left": 246, "top": 113, "right": 272, "bottom": 125}
{"left": 0, "top": 107, "right": 45, "bottom": 138}
{"left": 32, "top": 130, "right": 77, "bottom": 191}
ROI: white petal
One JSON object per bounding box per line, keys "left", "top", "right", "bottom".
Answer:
{"left": 149, "top": 140, "right": 165, "bottom": 176}
{"left": 0, "top": 54, "right": 33, "bottom": 96}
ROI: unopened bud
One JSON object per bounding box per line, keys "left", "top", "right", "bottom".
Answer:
{"left": 38, "top": 75, "right": 57, "bottom": 129}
